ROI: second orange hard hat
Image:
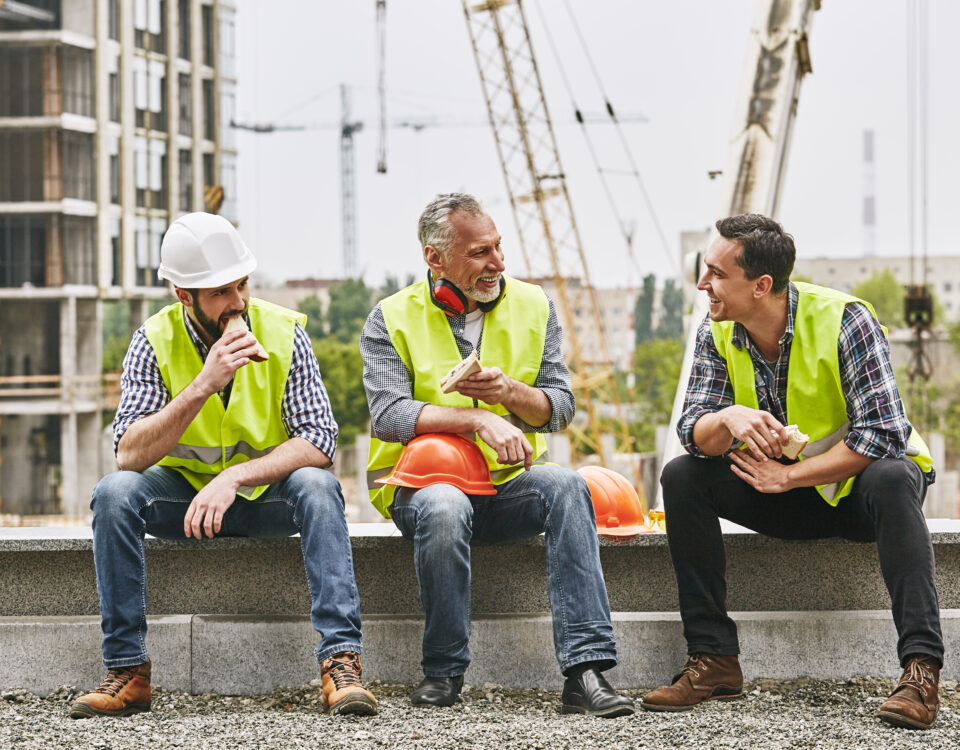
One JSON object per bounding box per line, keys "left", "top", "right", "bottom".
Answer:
{"left": 578, "top": 466, "right": 652, "bottom": 536}
{"left": 376, "top": 433, "right": 497, "bottom": 495}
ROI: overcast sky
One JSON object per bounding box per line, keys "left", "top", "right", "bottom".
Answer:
{"left": 234, "top": 0, "right": 960, "bottom": 291}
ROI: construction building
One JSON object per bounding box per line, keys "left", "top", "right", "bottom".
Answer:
{"left": 0, "top": 0, "right": 237, "bottom": 516}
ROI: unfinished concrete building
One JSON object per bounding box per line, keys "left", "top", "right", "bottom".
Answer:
{"left": 0, "top": 0, "right": 237, "bottom": 516}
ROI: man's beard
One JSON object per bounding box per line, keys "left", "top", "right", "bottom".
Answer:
{"left": 464, "top": 275, "right": 501, "bottom": 303}
{"left": 194, "top": 298, "right": 244, "bottom": 343}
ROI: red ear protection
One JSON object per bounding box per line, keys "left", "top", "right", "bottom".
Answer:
{"left": 428, "top": 273, "right": 506, "bottom": 317}
{"left": 433, "top": 279, "right": 470, "bottom": 317}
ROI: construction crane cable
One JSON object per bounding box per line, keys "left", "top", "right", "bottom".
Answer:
{"left": 531, "top": 0, "right": 642, "bottom": 279}
{"left": 559, "top": 0, "right": 676, "bottom": 272}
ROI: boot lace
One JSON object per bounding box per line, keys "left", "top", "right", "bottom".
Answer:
{"left": 93, "top": 668, "right": 134, "bottom": 698}
{"left": 673, "top": 654, "right": 709, "bottom": 683}
{"left": 896, "top": 658, "right": 935, "bottom": 698}
{"left": 326, "top": 653, "right": 363, "bottom": 691}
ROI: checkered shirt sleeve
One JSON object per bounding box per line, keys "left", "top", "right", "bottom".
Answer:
{"left": 113, "top": 322, "right": 338, "bottom": 459}
{"left": 677, "top": 301, "right": 917, "bottom": 465}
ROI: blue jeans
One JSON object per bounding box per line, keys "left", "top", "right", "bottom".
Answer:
{"left": 90, "top": 465, "right": 363, "bottom": 668}
{"left": 390, "top": 465, "right": 617, "bottom": 677}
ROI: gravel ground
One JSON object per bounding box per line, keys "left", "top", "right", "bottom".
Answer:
{"left": 3, "top": 677, "right": 960, "bottom": 749}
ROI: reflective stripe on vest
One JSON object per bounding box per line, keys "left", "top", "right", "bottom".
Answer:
{"left": 144, "top": 298, "right": 306, "bottom": 500}
{"left": 367, "top": 275, "right": 552, "bottom": 518}
{"left": 710, "top": 282, "right": 933, "bottom": 506}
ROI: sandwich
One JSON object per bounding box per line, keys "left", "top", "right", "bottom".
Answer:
{"left": 222, "top": 315, "right": 269, "bottom": 362}
{"left": 780, "top": 424, "right": 809, "bottom": 460}
{"left": 440, "top": 349, "right": 481, "bottom": 394}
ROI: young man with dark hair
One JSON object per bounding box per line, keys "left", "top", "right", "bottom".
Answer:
{"left": 643, "top": 213, "right": 942, "bottom": 730}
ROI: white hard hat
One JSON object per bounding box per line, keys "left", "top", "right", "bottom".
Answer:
{"left": 158, "top": 212, "right": 257, "bottom": 288}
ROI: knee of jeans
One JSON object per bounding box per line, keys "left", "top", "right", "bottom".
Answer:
{"left": 857, "top": 459, "right": 923, "bottom": 512}
{"left": 413, "top": 485, "right": 472, "bottom": 535}
{"left": 287, "top": 467, "right": 344, "bottom": 512}
{"left": 538, "top": 466, "right": 594, "bottom": 517}
{"left": 90, "top": 470, "right": 142, "bottom": 520}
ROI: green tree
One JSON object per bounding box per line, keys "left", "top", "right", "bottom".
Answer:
{"left": 850, "top": 269, "right": 905, "bottom": 328}
{"left": 655, "top": 279, "right": 683, "bottom": 339}
{"left": 102, "top": 301, "right": 131, "bottom": 373}
{"left": 312, "top": 335, "right": 369, "bottom": 444}
{"left": 634, "top": 273, "right": 656, "bottom": 345}
{"left": 378, "top": 273, "right": 417, "bottom": 301}
{"left": 618, "top": 336, "right": 685, "bottom": 452}
{"left": 327, "top": 279, "right": 374, "bottom": 343}
{"left": 296, "top": 295, "right": 326, "bottom": 339}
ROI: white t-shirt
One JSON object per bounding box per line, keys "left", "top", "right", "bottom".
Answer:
{"left": 463, "top": 309, "right": 485, "bottom": 350}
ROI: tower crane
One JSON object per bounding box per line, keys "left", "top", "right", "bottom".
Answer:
{"left": 461, "top": 0, "right": 636, "bottom": 485}
{"left": 657, "top": 0, "right": 820, "bottom": 507}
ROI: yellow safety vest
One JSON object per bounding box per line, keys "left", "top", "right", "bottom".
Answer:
{"left": 367, "top": 275, "right": 552, "bottom": 518}
{"left": 143, "top": 297, "right": 306, "bottom": 500}
{"left": 711, "top": 281, "right": 933, "bottom": 505}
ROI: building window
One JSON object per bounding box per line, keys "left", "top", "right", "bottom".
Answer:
{"left": 110, "top": 217, "right": 122, "bottom": 286}
{"left": 178, "top": 0, "right": 191, "bottom": 60}
{"left": 0, "top": 215, "right": 48, "bottom": 287}
{"left": 178, "top": 73, "right": 192, "bottom": 135}
{"left": 108, "top": 134, "right": 121, "bottom": 204}
{"left": 108, "top": 0, "right": 121, "bottom": 41}
{"left": 135, "top": 216, "right": 168, "bottom": 287}
{"left": 0, "top": 131, "right": 44, "bottom": 201}
{"left": 135, "top": 0, "right": 167, "bottom": 53}
{"left": 220, "top": 87, "right": 235, "bottom": 147}
{"left": 62, "top": 132, "right": 96, "bottom": 201}
{"left": 134, "top": 136, "right": 167, "bottom": 209}
{"left": 202, "top": 78, "right": 214, "bottom": 140}
{"left": 201, "top": 3, "right": 214, "bottom": 66}
{"left": 203, "top": 151, "right": 214, "bottom": 190}
{"left": 63, "top": 216, "right": 97, "bottom": 285}
{"left": 61, "top": 47, "right": 95, "bottom": 117}
{"left": 218, "top": 5, "right": 235, "bottom": 78}
{"left": 178, "top": 149, "right": 193, "bottom": 211}
{"left": 134, "top": 57, "right": 167, "bottom": 131}
{"left": 220, "top": 152, "right": 237, "bottom": 220}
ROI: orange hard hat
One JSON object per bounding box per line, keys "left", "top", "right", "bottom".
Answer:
{"left": 375, "top": 433, "right": 497, "bottom": 495}
{"left": 578, "top": 466, "right": 652, "bottom": 536}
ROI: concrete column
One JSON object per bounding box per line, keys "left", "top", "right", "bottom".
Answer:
{"left": 59, "top": 297, "right": 79, "bottom": 515}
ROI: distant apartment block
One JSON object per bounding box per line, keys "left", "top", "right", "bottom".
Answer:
{"left": 793, "top": 255, "right": 960, "bottom": 320}
{"left": 0, "top": 0, "right": 237, "bottom": 515}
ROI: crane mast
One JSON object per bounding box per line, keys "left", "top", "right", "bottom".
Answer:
{"left": 461, "top": 0, "right": 634, "bottom": 475}
{"left": 658, "top": 0, "right": 821, "bottom": 505}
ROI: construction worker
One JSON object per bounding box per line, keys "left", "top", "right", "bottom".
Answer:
{"left": 642, "top": 214, "right": 942, "bottom": 730}
{"left": 69, "top": 213, "right": 376, "bottom": 719}
{"left": 359, "top": 193, "right": 634, "bottom": 717}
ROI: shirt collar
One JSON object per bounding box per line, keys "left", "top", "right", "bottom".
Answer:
{"left": 730, "top": 281, "right": 797, "bottom": 352}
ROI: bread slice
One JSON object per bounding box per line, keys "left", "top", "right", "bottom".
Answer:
{"left": 222, "top": 315, "right": 269, "bottom": 362}
{"left": 440, "top": 349, "right": 481, "bottom": 394}
{"left": 781, "top": 424, "right": 809, "bottom": 460}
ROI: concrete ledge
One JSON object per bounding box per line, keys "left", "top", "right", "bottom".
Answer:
{"left": 4, "top": 521, "right": 960, "bottom": 616}
{"left": 4, "top": 611, "right": 960, "bottom": 695}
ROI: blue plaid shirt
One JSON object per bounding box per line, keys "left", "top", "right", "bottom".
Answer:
{"left": 678, "top": 283, "right": 932, "bottom": 480}
{"left": 113, "top": 310, "right": 338, "bottom": 459}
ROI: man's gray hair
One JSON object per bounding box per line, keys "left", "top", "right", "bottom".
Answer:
{"left": 417, "top": 193, "right": 485, "bottom": 257}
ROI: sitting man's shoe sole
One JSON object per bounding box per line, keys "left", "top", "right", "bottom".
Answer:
{"left": 68, "top": 700, "right": 150, "bottom": 719}
{"left": 327, "top": 691, "right": 379, "bottom": 716}
{"left": 560, "top": 702, "right": 635, "bottom": 718}
{"left": 641, "top": 690, "right": 743, "bottom": 712}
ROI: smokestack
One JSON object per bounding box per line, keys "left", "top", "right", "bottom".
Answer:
{"left": 862, "top": 129, "right": 876, "bottom": 257}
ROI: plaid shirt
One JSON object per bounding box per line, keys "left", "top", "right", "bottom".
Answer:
{"left": 113, "top": 311, "right": 338, "bottom": 459}
{"left": 678, "top": 283, "right": 932, "bottom": 479}
{"left": 360, "top": 289, "right": 575, "bottom": 445}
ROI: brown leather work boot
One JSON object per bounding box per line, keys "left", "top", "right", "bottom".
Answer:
{"left": 878, "top": 655, "right": 940, "bottom": 730}
{"left": 641, "top": 654, "right": 743, "bottom": 712}
{"left": 321, "top": 652, "right": 378, "bottom": 716}
{"left": 69, "top": 661, "right": 151, "bottom": 718}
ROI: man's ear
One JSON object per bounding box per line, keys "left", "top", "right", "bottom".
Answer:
{"left": 423, "top": 245, "right": 445, "bottom": 277}
{"left": 175, "top": 287, "right": 194, "bottom": 307}
{"left": 753, "top": 275, "right": 773, "bottom": 299}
